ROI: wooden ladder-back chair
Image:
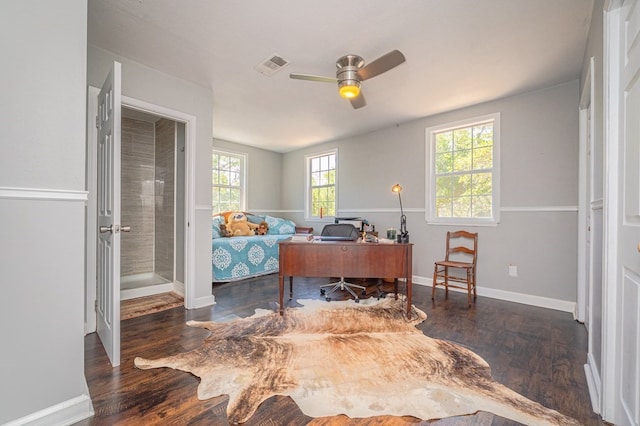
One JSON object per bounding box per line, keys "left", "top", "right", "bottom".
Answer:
{"left": 432, "top": 230, "right": 478, "bottom": 306}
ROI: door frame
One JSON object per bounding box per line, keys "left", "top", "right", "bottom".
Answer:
{"left": 578, "top": 56, "right": 606, "bottom": 414}
{"left": 602, "top": 1, "right": 624, "bottom": 422}
{"left": 577, "top": 56, "right": 594, "bottom": 325}
{"left": 85, "top": 86, "right": 197, "bottom": 334}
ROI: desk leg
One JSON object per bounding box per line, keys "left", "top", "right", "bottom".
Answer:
{"left": 279, "top": 274, "right": 284, "bottom": 315}
{"left": 406, "top": 246, "right": 413, "bottom": 319}
{"left": 289, "top": 277, "right": 293, "bottom": 299}
{"left": 406, "top": 277, "right": 412, "bottom": 320}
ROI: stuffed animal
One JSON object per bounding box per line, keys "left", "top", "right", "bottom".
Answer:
{"left": 219, "top": 223, "right": 231, "bottom": 238}
{"left": 255, "top": 221, "right": 269, "bottom": 235}
{"left": 225, "top": 211, "right": 258, "bottom": 237}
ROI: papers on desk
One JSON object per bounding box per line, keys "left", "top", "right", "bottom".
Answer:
{"left": 289, "top": 233, "right": 314, "bottom": 242}
{"left": 378, "top": 238, "right": 396, "bottom": 244}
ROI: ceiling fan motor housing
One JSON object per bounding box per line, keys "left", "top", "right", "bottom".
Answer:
{"left": 336, "top": 55, "right": 364, "bottom": 97}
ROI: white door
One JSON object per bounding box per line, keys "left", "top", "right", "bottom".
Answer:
{"left": 96, "top": 62, "right": 122, "bottom": 367}
{"left": 612, "top": 1, "right": 640, "bottom": 423}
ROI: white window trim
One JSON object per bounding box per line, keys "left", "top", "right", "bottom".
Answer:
{"left": 425, "top": 112, "right": 501, "bottom": 226}
{"left": 212, "top": 148, "right": 247, "bottom": 213}
{"left": 305, "top": 148, "right": 338, "bottom": 222}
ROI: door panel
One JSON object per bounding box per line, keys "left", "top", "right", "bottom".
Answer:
{"left": 618, "top": 1, "right": 640, "bottom": 423}
{"left": 96, "top": 61, "right": 122, "bottom": 367}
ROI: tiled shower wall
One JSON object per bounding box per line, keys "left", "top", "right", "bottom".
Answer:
{"left": 154, "top": 118, "right": 175, "bottom": 282}
{"left": 121, "top": 117, "right": 155, "bottom": 276}
{"left": 120, "top": 116, "right": 175, "bottom": 282}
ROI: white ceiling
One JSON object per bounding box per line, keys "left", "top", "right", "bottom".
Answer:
{"left": 88, "top": 0, "right": 593, "bottom": 153}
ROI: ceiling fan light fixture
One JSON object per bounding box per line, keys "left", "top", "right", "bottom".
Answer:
{"left": 339, "top": 84, "right": 360, "bottom": 99}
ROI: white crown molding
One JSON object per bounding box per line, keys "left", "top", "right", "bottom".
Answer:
{"left": 0, "top": 187, "right": 88, "bottom": 202}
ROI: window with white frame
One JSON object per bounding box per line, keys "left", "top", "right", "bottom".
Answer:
{"left": 426, "top": 113, "right": 500, "bottom": 225}
{"left": 212, "top": 150, "right": 246, "bottom": 214}
{"left": 306, "top": 150, "right": 337, "bottom": 220}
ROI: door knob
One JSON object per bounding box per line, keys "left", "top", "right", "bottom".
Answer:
{"left": 99, "top": 225, "right": 113, "bottom": 234}
{"left": 99, "top": 225, "right": 131, "bottom": 233}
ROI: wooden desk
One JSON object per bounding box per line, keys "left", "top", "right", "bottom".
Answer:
{"left": 278, "top": 240, "right": 413, "bottom": 318}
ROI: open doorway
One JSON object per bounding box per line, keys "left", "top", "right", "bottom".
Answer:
{"left": 85, "top": 84, "right": 196, "bottom": 345}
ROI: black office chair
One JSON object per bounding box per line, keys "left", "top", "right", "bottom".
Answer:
{"left": 319, "top": 223, "right": 367, "bottom": 302}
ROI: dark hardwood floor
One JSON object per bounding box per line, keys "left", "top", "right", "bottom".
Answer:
{"left": 78, "top": 275, "right": 607, "bottom": 425}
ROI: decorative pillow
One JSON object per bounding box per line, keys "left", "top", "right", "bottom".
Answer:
{"left": 212, "top": 215, "right": 226, "bottom": 239}
{"left": 246, "top": 213, "right": 265, "bottom": 225}
{"left": 265, "top": 215, "right": 296, "bottom": 235}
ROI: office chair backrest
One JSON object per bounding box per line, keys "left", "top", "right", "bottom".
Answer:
{"left": 320, "top": 223, "right": 359, "bottom": 241}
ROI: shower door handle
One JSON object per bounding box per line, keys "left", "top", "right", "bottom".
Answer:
{"left": 121, "top": 225, "right": 131, "bottom": 232}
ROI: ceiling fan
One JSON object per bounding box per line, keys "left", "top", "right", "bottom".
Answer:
{"left": 289, "top": 49, "right": 406, "bottom": 109}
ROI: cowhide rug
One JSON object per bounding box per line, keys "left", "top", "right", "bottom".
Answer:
{"left": 134, "top": 297, "right": 580, "bottom": 425}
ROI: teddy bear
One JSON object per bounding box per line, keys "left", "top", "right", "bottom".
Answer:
{"left": 224, "top": 211, "right": 258, "bottom": 237}
{"left": 255, "top": 221, "right": 269, "bottom": 235}
{"left": 219, "top": 223, "right": 231, "bottom": 237}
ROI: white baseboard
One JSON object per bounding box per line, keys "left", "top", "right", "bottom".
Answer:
{"left": 188, "top": 294, "right": 216, "bottom": 310}
{"left": 4, "top": 382, "right": 94, "bottom": 426}
{"left": 84, "top": 318, "right": 95, "bottom": 335}
{"left": 584, "top": 354, "right": 602, "bottom": 414}
{"left": 173, "top": 280, "right": 185, "bottom": 297}
{"left": 413, "top": 275, "right": 577, "bottom": 313}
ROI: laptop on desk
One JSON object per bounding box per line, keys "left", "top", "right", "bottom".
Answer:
{"left": 319, "top": 223, "right": 360, "bottom": 242}
{"left": 317, "top": 235, "right": 357, "bottom": 241}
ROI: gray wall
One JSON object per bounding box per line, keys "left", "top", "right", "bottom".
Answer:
{"left": 0, "top": 0, "right": 93, "bottom": 423}
{"left": 213, "top": 138, "right": 283, "bottom": 213}
{"left": 280, "top": 81, "right": 579, "bottom": 305}
{"left": 87, "top": 45, "right": 215, "bottom": 306}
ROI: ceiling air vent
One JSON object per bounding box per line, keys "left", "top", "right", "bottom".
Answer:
{"left": 254, "top": 54, "right": 289, "bottom": 76}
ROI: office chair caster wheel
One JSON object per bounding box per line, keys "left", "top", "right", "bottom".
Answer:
{"left": 320, "top": 289, "right": 326, "bottom": 296}
{"left": 355, "top": 299, "right": 360, "bottom": 303}
{"left": 326, "top": 297, "right": 331, "bottom": 302}
{"left": 361, "top": 290, "right": 366, "bottom": 296}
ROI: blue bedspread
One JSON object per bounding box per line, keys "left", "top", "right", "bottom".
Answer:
{"left": 212, "top": 234, "right": 291, "bottom": 282}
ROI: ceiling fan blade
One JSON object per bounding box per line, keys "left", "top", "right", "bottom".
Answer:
{"left": 357, "top": 49, "right": 406, "bottom": 81}
{"left": 289, "top": 73, "right": 337, "bottom": 83}
{"left": 350, "top": 92, "right": 366, "bottom": 109}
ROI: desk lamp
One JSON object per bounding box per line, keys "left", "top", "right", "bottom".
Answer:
{"left": 392, "top": 184, "right": 409, "bottom": 243}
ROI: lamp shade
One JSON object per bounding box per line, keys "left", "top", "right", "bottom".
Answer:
{"left": 391, "top": 184, "right": 403, "bottom": 193}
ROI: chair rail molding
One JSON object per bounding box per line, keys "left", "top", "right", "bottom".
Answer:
{"left": 0, "top": 186, "right": 88, "bottom": 202}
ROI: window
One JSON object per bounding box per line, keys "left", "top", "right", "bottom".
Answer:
{"left": 212, "top": 150, "right": 246, "bottom": 213}
{"left": 426, "top": 113, "right": 500, "bottom": 225}
{"left": 306, "top": 150, "right": 337, "bottom": 220}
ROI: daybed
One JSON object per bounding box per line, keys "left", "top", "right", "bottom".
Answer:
{"left": 212, "top": 214, "right": 310, "bottom": 282}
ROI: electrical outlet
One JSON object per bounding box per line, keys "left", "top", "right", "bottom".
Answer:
{"left": 509, "top": 264, "right": 518, "bottom": 277}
